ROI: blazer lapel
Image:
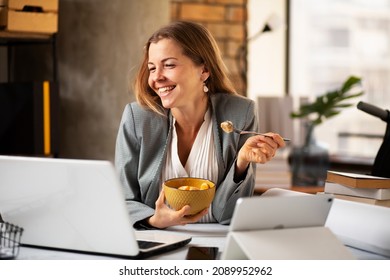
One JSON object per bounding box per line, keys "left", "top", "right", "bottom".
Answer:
{"left": 144, "top": 111, "right": 173, "bottom": 205}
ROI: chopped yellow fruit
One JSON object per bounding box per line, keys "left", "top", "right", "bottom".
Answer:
{"left": 220, "top": 121, "right": 234, "bottom": 133}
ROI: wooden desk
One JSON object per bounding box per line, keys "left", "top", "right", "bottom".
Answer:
{"left": 254, "top": 186, "right": 324, "bottom": 195}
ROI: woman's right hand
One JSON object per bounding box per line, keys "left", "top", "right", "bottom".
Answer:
{"left": 235, "top": 133, "right": 285, "bottom": 177}
{"left": 147, "top": 188, "right": 209, "bottom": 229}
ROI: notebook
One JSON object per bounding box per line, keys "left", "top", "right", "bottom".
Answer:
{"left": 325, "top": 197, "right": 390, "bottom": 258}
{"left": 0, "top": 155, "right": 191, "bottom": 259}
{"left": 221, "top": 189, "right": 355, "bottom": 259}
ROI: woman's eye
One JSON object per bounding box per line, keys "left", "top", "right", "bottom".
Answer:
{"left": 164, "top": 64, "right": 175, "bottom": 68}
{"left": 148, "top": 67, "right": 156, "bottom": 72}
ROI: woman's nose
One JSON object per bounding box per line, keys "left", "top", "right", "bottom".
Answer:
{"left": 152, "top": 67, "right": 165, "bottom": 81}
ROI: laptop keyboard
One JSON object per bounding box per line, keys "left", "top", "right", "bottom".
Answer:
{"left": 137, "top": 240, "right": 164, "bottom": 250}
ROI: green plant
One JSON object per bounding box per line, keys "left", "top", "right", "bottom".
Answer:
{"left": 290, "top": 76, "right": 364, "bottom": 145}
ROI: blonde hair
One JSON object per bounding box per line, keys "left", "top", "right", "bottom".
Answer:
{"left": 134, "top": 21, "right": 237, "bottom": 115}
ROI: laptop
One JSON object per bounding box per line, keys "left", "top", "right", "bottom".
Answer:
{"left": 229, "top": 190, "right": 334, "bottom": 232}
{"left": 263, "top": 189, "right": 390, "bottom": 258}
{"left": 221, "top": 189, "right": 355, "bottom": 259}
{"left": 0, "top": 155, "right": 191, "bottom": 259}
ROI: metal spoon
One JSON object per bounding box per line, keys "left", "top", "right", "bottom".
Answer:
{"left": 220, "top": 120, "right": 291, "bottom": 142}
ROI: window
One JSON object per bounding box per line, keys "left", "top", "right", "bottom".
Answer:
{"left": 289, "top": 0, "right": 390, "bottom": 158}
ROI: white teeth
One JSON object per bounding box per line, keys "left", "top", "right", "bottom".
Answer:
{"left": 158, "top": 86, "right": 175, "bottom": 93}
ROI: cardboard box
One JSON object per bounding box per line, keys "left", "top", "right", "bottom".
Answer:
{"left": 0, "top": 0, "right": 58, "bottom": 34}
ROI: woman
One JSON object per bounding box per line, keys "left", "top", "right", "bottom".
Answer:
{"left": 115, "top": 21, "right": 285, "bottom": 229}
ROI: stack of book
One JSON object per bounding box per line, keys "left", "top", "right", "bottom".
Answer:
{"left": 324, "top": 170, "right": 390, "bottom": 207}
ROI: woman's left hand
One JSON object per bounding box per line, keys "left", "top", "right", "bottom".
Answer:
{"left": 147, "top": 189, "right": 209, "bottom": 229}
{"left": 236, "top": 133, "right": 286, "bottom": 176}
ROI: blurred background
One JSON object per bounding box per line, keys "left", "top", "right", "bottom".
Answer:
{"left": 1, "top": 0, "right": 389, "bottom": 170}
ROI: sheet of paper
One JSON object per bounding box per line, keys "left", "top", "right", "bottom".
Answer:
{"left": 167, "top": 223, "right": 229, "bottom": 237}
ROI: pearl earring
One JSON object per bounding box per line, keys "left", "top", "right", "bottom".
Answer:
{"left": 203, "top": 82, "right": 209, "bottom": 93}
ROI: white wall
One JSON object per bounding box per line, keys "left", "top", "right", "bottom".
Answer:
{"left": 247, "top": 0, "right": 287, "bottom": 101}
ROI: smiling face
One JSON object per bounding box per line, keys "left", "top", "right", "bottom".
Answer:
{"left": 147, "top": 38, "right": 209, "bottom": 111}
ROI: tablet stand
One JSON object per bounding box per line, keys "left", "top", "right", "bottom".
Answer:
{"left": 222, "top": 226, "right": 354, "bottom": 260}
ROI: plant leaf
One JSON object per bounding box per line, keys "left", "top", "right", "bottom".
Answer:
{"left": 341, "top": 76, "right": 361, "bottom": 93}
{"left": 290, "top": 75, "right": 364, "bottom": 126}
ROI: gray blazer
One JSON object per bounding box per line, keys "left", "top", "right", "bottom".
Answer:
{"left": 115, "top": 93, "right": 258, "bottom": 226}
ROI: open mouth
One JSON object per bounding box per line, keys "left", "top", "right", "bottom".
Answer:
{"left": 158, "top": 86, "right": 176, "bottom": 95}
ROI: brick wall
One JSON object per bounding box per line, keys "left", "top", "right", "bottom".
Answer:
{"left": 171, "top": 0, "right": 248, "bottom": 95}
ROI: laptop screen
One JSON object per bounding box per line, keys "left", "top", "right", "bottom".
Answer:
{"left": 229, "top": 193, "right": 334, "bottom": 232}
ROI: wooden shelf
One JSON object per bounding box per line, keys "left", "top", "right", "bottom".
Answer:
{"left": 0, "top": 29, "right": 60, "bottom": 156}
{"left": 253, "top": 153, "right": 373, "bottom": 195}
{"left": 0, "top": 30, "right": 53, "bottom": 43}
{"left": 329, "top": 154, "right": 374, "bottom": 174}
{"left": 254, "top": 154, "right": 325, "bottom": 195}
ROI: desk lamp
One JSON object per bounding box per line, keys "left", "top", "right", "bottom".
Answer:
{"left": 235, "top": 13, "right": 284, "bottom": 92}
{"left": 357, "top": 101, "right": 390, "bottom": 178}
